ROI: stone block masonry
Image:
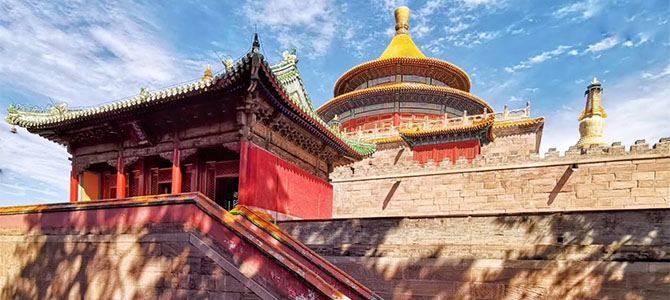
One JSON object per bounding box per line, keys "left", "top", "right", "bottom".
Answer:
{"left": 0, "top": 195, "right": 374, "bottom": 300}
{"left": 0, "top": 228, "right": 262, "bottom": 300}
{"left": 331, "top": 139, "right": 670, "bottom": 218}
{"left": 279, "top": 209, "right": 670, "bottom": 299}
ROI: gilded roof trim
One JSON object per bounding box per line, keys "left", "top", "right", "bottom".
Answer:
{"left": 399, "top": 115, "right": 495, "bottom": 137}
{"left": 6, "top": 79, "right": 217, "bottom": 129}
{"left": 317, "top": 82, "right": 493, "bottom": 116}
{"left": 493, "top": 117, "right": 545, "bottom": 129}
{"left": 365, "top": 135, "right": 404, "bottom": 144}
{"left": 333, "top": 57, "right": 472, "bottom": 96}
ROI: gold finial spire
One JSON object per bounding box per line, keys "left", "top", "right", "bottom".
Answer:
{"left": 395, "top": 6, "right": 410, "bottom": 35}
{"left": 202, "top": 64, "right": 213, "bottom": 81}
{"left": 378, "top": 6, "right": 425, "bottom": 60}
{"left": 591, "top": 77, "right": 599, "bottom": 85}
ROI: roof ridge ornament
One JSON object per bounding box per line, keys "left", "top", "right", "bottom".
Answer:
{"left": 282, "top": 49, "right": 298, "bottom": 64}
{"left": 252, "top": 33, "right": 261, "bottom": 53}
{"left": 249, "top": 33, "right": 262, "bottom": 91}
{"left": 395, "top": 6, "right": 410, "bottom": 35}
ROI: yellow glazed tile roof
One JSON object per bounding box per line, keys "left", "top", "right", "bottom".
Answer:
{"left": 493, "top": 117, "right": 545, "bottom": 129}
{"left": 319, "top": 82, "right": 492, "bottom": 114}
{"left": 333, "top": 57, "right": 472, "bottom": 96}
{"left": 378, "top": 33, "right": 426, "bottom": 60}
{"left": 399, "top": 115, "right": 496, "bottom": 137}
{"left": 365, "top": 135, "right": 404, "bottom": 144}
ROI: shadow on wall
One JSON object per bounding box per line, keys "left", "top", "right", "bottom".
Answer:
{"left": 279, "top": 208, "right": 669, "bottom": 299}
{"left": 0, "top": 203, "right": 254, "bottom": 299}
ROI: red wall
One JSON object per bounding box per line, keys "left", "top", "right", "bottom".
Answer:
{"left": 413, "top": 140, "right": 481, "bottom": 166}
{"left": 238, "top": 142, "right": 333, "bottom": 219}
{"left": 341, "top": 112, "right": 445, "bottom": 131}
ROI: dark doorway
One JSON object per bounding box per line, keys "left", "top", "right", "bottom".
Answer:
{"left": 215, "top": 177, "right": 239, "bottom": 211}
{"left": 158, "top": 183, "right": 171, "bottom": 194}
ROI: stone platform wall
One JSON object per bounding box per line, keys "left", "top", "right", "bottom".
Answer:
{"left": 279, "top": 209, "right": 670, "bottom": 299}
{"left": 0, "top": 225, "right": 260, "bottom": 300}
{"left": 481, "top": 131, "right": 540, "bottom": 157}
{"left": 331, "top": 139, "right": 670, "bottom": 218}
{"left": 0, "top": 195, "right": 373, "bottom": 300}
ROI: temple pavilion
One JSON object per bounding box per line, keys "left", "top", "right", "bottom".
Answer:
{"left": 320, "top": 7, "right": 544, "bottom": 165}
{"left": 6, "top": 6, "right": 543, "bottom": 219}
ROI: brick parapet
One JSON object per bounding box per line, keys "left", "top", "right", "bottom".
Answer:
{"left": 330, "top": 138, "right": 670, "bottom": 218}
{"left": 333, "top": 138, "right": 670, "bottom": 181}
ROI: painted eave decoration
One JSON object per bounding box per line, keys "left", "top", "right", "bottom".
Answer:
{"left": 332, "top": 56, "right": 473, "bottom": 96}
{"left": 318, "top": 82, "right": 493, "bottom": 116}
{"left": 399, "top": 115, "right": 496, "bottom": 147}
{"left": 493, "top": 117, "right": 545, "bottom": 129}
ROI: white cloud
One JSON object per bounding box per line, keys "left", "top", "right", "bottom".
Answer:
{"left": 446, "top": 22, "right": 471, "bottom": 34}
{"left": 244, "top": 0, "right": 332, "bottom": 27}
{"left": 506, "top": 45, "right": 572, "bottom": 72}
{"left": 623, "top": 40, "right": 634, "bottom": 47}
{"left": 553, "top": 0, "right": 601, "bottom": 21}
{"left": 583, "top": 36, "right": 619, "bottom": 54}
{"left": 0, "top": 0, "right": 208, "bottom": 204}
{"left": 418, "top": 0, "right": 443, "bottom": 16}
{"left": 642, "top": 64, "right": 670, "bottom": 80}
{"left": 462, "top": 0, "right": 505, "bottom": 7}
{"left": 372, "top": 0, "right": 408, "bottom": 12}
{"left": 508, "top": 96, "right": 523, "bottom": 102}
{"left": 0, "top": 119, "right": 69, "bottom": 203}
{"left": 410, "top": 24, "right": 433, "bottom": 38}
{"left": 636, "top": 33, "right": 650, "bottom": 46}
{"left": 446, "top": 30, "right": 501, "bottom": 47}
{"left": 244, "top": 0, "right": 337, "bottom": 58}
{"left": 0, "top": 1, "right": 205, "bottom": 107}
{"left": 505, "top": 23, "right": 524, "bottom": 35}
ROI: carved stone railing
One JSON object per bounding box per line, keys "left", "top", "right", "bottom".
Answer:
{"left": 340, "top": 103, "right": 532, "bottom": 142}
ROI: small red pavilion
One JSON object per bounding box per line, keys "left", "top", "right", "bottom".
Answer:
{"left": 6, "top": 35, "right": 375, "bottom": 220}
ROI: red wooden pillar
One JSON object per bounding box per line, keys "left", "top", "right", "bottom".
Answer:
{"left": 116, "top": 156, "right": 126, "bottom": 199}
{"left": 238, "top": 141, "right": 250, "bottom": 204}
{"left": 393, "top": 112, "right": 400, "bottom": 127}
{"left": 171, "top": 149, "right": 182, "bottom": 194}
{"left": 137, "top": 159, "right": 146, "bottom": 196}
{"left": 69, "top": 163, "right": 78, "bottom": 203}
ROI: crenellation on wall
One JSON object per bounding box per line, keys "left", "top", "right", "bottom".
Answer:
{"left": 330, "top": 138, "right": 670, "bottom": 219}
{"left": 334, "top": 138, "right": 670, "bottom": 181}
{"left": 481, "top": 132, "right": 539, "bottom": 157}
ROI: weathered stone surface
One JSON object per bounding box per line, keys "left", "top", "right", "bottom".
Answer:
{"left": 331, "top": 146, "right": 670, "bottom": 218}
{"left": 0, "top": 225, "right": 263, "bottom": 300}
{"left": 280, "top": 209, "right": 670, "bottom": 300}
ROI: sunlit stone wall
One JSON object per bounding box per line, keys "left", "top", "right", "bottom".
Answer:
{"left": 0, "top": 224, "right": 261, "bottom": 300}
{"left": 331, "top": 139, "right": 670, "bottom": 218}
{"left": 279, "top": 209, "right": 670, "bottom": 299}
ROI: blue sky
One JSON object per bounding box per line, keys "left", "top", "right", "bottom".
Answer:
{"left": 0, "top": 0, "right": 668, "bottom": 205}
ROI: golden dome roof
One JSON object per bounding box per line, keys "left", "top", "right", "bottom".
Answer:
{"left": 319, "top": 6, "right": 489, "bottom": 123}
{"left": 331, "top": 6, "right": 472, "bottom": 97}
{"left": 378, "top": 7, "right": 426, "bottom": 60}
